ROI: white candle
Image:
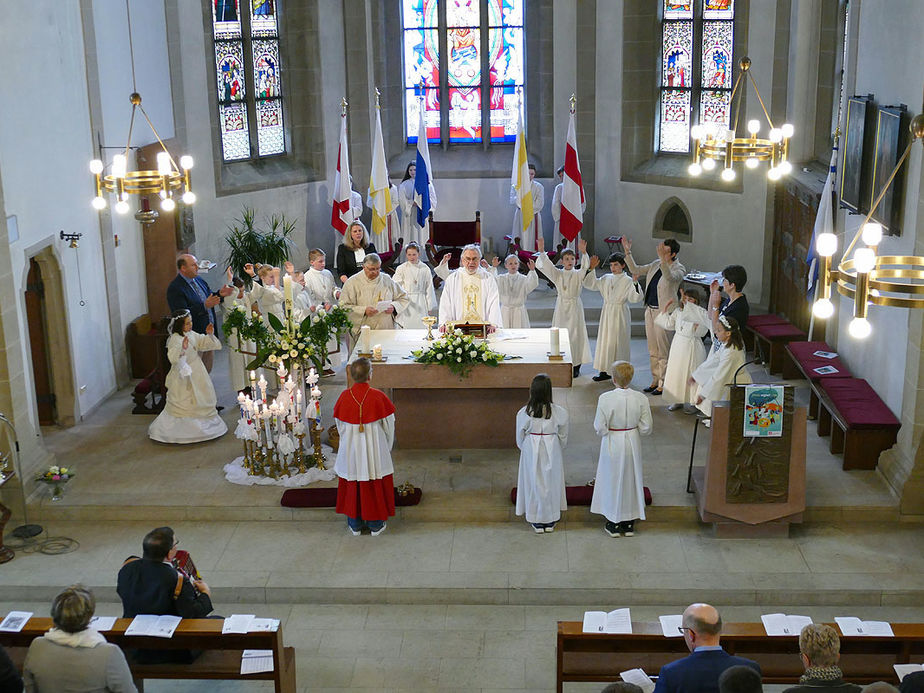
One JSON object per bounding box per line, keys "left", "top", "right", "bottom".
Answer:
{"left": 372, "top": 344, "right": 382, "bottom": 360}
{"left": 296, "top": 389, "right": 302, "bottom": 419}
{"left": 249, "top": 370, "right": 257, "bottom": 392}
{"left": 258, "top": 374, "right": 267, "bottom": 401}
{"left": 359, "top": 325, "right": 372, "bottom": 354}
{"left": 283, "top": 274, "right": 293, "bottom": 304}
{"left": 550, "top": 327, "right": 560, "bottom": 356}
{"left": 263, "top": 411, "right": 274, "bottom": 448}
{"left": 237, "top": 393, "right": 246, "bottom": 422}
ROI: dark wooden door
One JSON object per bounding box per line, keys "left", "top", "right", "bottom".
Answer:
{"left": 25, "top": 258, "right": 55, "bottom": 425}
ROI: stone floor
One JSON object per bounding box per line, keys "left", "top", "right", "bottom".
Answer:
{"left": 1, "top": 285, "right": 920, "bottom": 692}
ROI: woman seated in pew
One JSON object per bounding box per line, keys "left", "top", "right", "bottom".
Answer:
{"left": 23, "top": 584, "right": 137, "bottom": 692}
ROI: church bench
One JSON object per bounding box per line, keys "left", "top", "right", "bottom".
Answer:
{"left": 783, "top": 341, "right": 853, "bottom": 417}
{"left": 743, "top": 313, "right": 788, "bottom": 352}
{"left": 749, "top": 320, "right": 806, "bottom": 374}
{"left": 556, "top": 620, "right": 924, "bottom": 693}
{"left": 815, "top": 378, "right": 901, "bottom": 470}
{"left": 0, "top": 616, "right": 296, "bottom": 693}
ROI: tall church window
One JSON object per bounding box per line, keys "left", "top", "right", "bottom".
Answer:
{"left": 402, "top": 0, "right": 525, "bottom": 145}
{"left": 212, "top": 0, "right": 286, "bottom": 161}
{"left": 658, "top": 0, "right": 734, "bottom": 153}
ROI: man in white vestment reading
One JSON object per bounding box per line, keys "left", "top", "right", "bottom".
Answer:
{"left": 339, "top": 254, "right": 409, "bottom": 340}
{"left": 437, "top": 244, "right": 503, "bottom": 330}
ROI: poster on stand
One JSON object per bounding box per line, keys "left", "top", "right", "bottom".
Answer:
{"left": 743, "top": 385, "right": 784, "bottom": 437}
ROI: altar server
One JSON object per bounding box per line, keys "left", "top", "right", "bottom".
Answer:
{"left": 221, "top": 271, "right": 253, "bottom": 393}
{"left": 691, "top": 315, "right": 750, "bottom": 420}
{"left": 515, "top": 374, "right": 569, "bottom": 533}
{"left": 148, "top": 309, "right": 227, "bottom": 444}
{"left": 334, "top": 358, "right": 396, "bottom": 535}
{"left": 340, "top": 253, "right": 409, "bottom": 339}
{"left": 550, "top": 165, "right": 585, "bottom": 256}
{"left": 494, "top": 254, "right": 539, "bottom": 328}
{"left": 246, "top": 264, "right": 285, "bottom": 324}
{"left": 398, "top": 162, "right": 437, "bottom": 248}
{"left": 509, "top": 164, "right": 544, "bottom": 252}
{"left": 655, "top": 287, "right": 709, "bottom": 411}
{"left": 296, "top": 249, "right": 339, "bottom": 312}
{"left": 584, "top": 253, "right": 644, "bottom": 382}
{"left": 392, "top": 242, "right": 436, "bottom": 329}
{"left": 590, "top": 361, "right": 652, "bottom": 537}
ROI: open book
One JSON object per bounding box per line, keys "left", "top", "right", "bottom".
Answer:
{"left": 895, "top": 664, "right": 924, "bottom": 681}
{"left": 761, "top": 613, "right": 812, "bottom": 636}
{"left": 582, "top": 608, "right": 632, "bottom": 634}
{"left": 835, "top": 617, "right": 894, "bottom": 637}
{"left": 125, "top": 614, "right": 182, "bottom": 638}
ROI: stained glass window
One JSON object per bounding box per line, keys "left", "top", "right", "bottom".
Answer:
{"left": 211, "top": 0, "right": 286, "bottom": 162}
{"left": 658, "top": 0, "right": 734, "bottom": 153}
{"left": 402, "top": 0, "right": 525, "bottom": 145}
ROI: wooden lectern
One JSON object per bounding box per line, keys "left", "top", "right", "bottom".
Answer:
{"left": 691, "top": 385, "right": 806, "bottom": 537}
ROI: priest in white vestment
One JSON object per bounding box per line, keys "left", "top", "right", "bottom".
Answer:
{"left": 438, "top": 244, "right": 503, "bottom": 329}
{"left": 339, "top": 254, "right": 410, "bottom": 339}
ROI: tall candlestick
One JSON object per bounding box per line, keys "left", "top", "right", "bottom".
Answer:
{"left": 549, "top": 327, "right": 560, "bottom": 356}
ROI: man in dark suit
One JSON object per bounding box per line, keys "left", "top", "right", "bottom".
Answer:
{"left": 653, "top": 603, "right": 761, "bottom": 693}
{"left": 166, "top": 254, "right": 233, "bottom": 372}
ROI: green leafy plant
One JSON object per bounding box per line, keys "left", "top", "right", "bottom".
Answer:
{"left": 411, "top": 329, "right": 504, "bottom": 378}
{"left": 225, "top": 206, "right": 297, "bottom": 286}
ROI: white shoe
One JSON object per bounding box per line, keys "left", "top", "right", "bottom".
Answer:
{"left": 348, "top": 527, "right": 361, "bottom": 537}
{"left": 370, "top": 524, "right": 387, "bottom": 536}
{"left": 667, "top": 403, "right": 683, "bottom": 411}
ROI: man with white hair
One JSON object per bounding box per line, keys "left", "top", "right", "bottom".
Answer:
{"left": 339, "top": 254, "right": 409, "bottom": 339}
{"left": 437, "top": 244, "right": 503, "bottom": 329}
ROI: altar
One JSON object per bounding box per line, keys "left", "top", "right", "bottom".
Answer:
{"left": 348, "top": 329, "right": 573, "bottom": 449}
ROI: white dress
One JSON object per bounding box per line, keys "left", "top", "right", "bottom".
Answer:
{"left": 691, "top": 343, "right": 751, "bottom": 416}
{"left": 249, "top": 282, "right": 285, "bottom": 325}
{"left": 535, "top": 253, "right": 592, "bottom": 365}
{"left": 398, "top": 178, "right": 437, "bottom": 248}
{"left": 583, "top": 271, "right": 643, "bottom": 372}
{"left": 148, "top": 332, "right": 228, "bottom": 444}
{"left": 221, "top": 292, "right": 254, "bottom": 392}
{"left": 510, "top": 180, "right": 545, "bottom": 251}
{"left": 438, "top": 267, "right": 504, "bottom": 328}
{"left": 495, "top": 270, "right": 539, "bottom": 328}
{"left": 655, "top": 303, "right": 709, "bottom": 406}
{"left": 515, "top": 403, "right": 569, "bottom": 524}
{"left": 590, "top": 388, "right": 652, "bottom": 523}
{"left": 393, "top": 260, "right": 437, "bottom": 328}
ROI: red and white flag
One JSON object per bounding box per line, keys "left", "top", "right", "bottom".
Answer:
{"left": 331, "top": 111, "right": 354, "bottom": 235}
{"left": 559, "top": 110, "right": 584, "bottom": 242}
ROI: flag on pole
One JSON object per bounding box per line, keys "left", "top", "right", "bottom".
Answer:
{"left": 331, "top": 108, "right": 353, "bottom": 235}
{"left": 560, "top": 109, "right": 584, "bottom": 242}
{"left": 511, "top": 107, "right": 533, "bottom": 232}
{"left": 806, "top": 145, "right": 838, "bottom": 296}
{"left": 414, "top": 103, "right": 433, "bottom": 227}
{"left": 369, "top": 105, "right": 392, "bottom": 237}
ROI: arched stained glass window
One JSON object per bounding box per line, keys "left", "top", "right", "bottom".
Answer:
{"left": 402, "top": 0, "right": 525, "bottom": 145}
{"left": 658, "top": 0, "right": 734, "bottom": 154}
{"left": 212, "top": 0, "right": 286, "bottom": 162}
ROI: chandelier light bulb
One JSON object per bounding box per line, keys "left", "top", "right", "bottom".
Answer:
{"left": 115, "top": 199, "right": 130, "bottom": 215}
{"left": 91, "top": 196, "right": 107, "bottom": 210}
{"left": 747, "top": 119, "right": 760, "bottom": 135}
{"left": 781, "top": 123, "right": 795, "bottom": 138}
{"left": 702, "top": 158, "right": 716, "bottom": 171}
{"left": 816, "top": 232, "right": 838, "bottom": 257}
{"left": 778, "top": 160, "right": 792, "bottom": 175}
{"left": 179, "top": 155, "right": 194, "bottom": 170}
{"left": 769, "top": 128, "right": 783, "bottom": 143}
{"left": 854, "top": 247, "right": 876, "bottom": 274}
{"left": 745, "top": 157, "right": 759, "bottom": 169}
{"left": 862, "top": 222, "right": 883, "bottom": 247}
{"left": 182, "top": 191, "right": 197, "bottom": 205}
{"left": 812, "top": 298, "right": 834, "bottom": 319}
{"left": 156, "top": 152, "right": 172, "bottom": 176}
{"left": 161, "top": 197, "right": 176, "bottom": 212}
{"left": 690, "top": 125, "right": 704, "bottom": 141}
{"left": 767, "top": 167, "right": 782, "bottom": 181}
{"left": 721, "top": 167, "right": 736, "bottom": 182}
{"left": 112, "top": 154, "right": 127, "bottom": 179}
{"left": 848, "top": 317, "right": 872, "bottom": 339}
{"left": 688, "top": 162, "right": 703, "bottom": 176}
{"left": 89, "top": 159, "right": 104, "bottom": 175}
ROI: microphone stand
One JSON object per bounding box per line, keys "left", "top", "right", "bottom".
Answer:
{"left": 0, "top": 413, "right": 43, "bottom": 539}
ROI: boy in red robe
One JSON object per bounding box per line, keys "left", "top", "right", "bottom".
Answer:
{"left": 334, "top": 358, "right": 397, "bottom": 536}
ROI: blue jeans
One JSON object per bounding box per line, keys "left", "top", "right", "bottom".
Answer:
{"left": 347, "top": 516, "right": 385, "bottom": 532}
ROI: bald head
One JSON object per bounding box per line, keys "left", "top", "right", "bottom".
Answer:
{"left": 177, "top": 254, "right": 198, "bottom": 278}
{"left": 681, "top": 603, "right": 723, "bottom": 650}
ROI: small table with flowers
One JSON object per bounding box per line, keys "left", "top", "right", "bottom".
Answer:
{"left": 348, "top": 329, "right": 573, "bottom": 448}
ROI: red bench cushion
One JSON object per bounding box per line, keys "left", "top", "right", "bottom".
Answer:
{"left": 820, "top": 378, "right": 900, "bottom": 429}
{"left": 748, "top": 314, "right": 789, "bottom": 327}
{"left": 753, "top": 323, "right": 806, "bottom": 340}
{"left": 786, "top": 341, "right": 851, "bottom": 380}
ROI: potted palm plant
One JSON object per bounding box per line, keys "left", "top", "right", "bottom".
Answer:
{"left": 225, "top": 206, "right": 297, "bottom": 285}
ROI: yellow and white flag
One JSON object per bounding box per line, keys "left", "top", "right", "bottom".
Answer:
{"left": 511, "top": 108, "right": 533, "bottom": 232}
{"left": 368, "top": 105, "right": 392, "bottom": 236}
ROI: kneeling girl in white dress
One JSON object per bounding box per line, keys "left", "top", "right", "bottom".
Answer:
{"left": 515, "top": 374, "right": 569, "bottom": 533}
{"left": 690, "top": 315, "right": 750, "bottom": 420}
{"left": 392, "top": 242, "right": 437, "bottom": 328}
{"left": 655, "top": 286, "right": 709, "bottom": 411}
{"left": 494, "top": 254, "right": 539, "bottom": 328}
{"left": 590, "top": 361, "right": 652, "bottom": 537}
{"left": 148, "top": 309, "right": 227, "bottom": 444}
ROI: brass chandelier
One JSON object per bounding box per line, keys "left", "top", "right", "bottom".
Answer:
{"left": 812, "top": 112, "right": 924, "bottom": 339}
{"left": 688, "top": 57, "right": 794, "bottom": 182}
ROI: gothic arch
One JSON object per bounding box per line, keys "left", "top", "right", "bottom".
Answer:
{"left": 652, "top": 196, "right": 692, "bottom": 243}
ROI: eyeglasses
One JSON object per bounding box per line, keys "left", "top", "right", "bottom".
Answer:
{"left": 678, "top": 627, "right": 693, "bottom": 634}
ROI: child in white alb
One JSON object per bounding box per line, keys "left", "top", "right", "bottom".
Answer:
{"left": 392, "top": 241, "right": 437, "bottom": 328}
{"left": 493, "top": 254, "right": 538, "bottom": 328}
{"left": 655, "top": 286, "right": 709, "bottom": 412}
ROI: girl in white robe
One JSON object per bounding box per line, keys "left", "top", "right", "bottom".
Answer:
{"left": 398, "top": 162, "right": 437, "bottom": 248}
{"left": 535, "top": 240, "right": 592, "bottom": 378}
{"left": 392, "top": 242, "right": 437, "bottom": 328}
{"left": 494, "top": 255, "right": 539, "bottom": 328}
{"left": 590, "top": 361, "right": 652, "bottom": 537}
{"left": 691, "top": 315, "right": 750, "bottom": 420}
{"left": 221, "top": 276, "right": 254, "bottom": 393}
{"left": 515, "top": 374, "right": 569, "bottom": 533}
{"left": 583, "top": 253, "right": 643, "bottom": 381}
{"left": 247, "top": 265, "right": 285, "bottom": 325}
{"left": 148, "top": 310, "right": 227, "bottom": 444}
{"left": 655, "top": 288, "right": 709, "bottom": 410}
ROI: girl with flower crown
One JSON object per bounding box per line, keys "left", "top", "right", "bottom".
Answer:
{"left": 689, "top": 315, "right": 750, "bottom": 420}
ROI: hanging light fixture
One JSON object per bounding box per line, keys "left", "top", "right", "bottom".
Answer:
{"left": 688, "top": 57, "right": 794, "bottom": 182}
{"left": 812, "top": 111, "right": 924, "bottom": 339}
{"left": 89, "top": 0, "right": 194, "bottom": 214}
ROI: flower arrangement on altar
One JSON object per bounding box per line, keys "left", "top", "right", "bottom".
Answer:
{"left": 36, "top": 465, "right": 74, "bottom": 501}
{"left": 411, "top": 329, "right": 504, "bottom": 377}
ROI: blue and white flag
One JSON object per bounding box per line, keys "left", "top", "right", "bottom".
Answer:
{"left": 414, "top": 103, "right": 433, "bottom": 227}
{"left": 807, "top": 146, "right": 838, "bottom": 297}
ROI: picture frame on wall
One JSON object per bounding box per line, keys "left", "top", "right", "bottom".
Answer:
{"left": 869, "top": 105, "right": 909, "bottom": 236}
{"left": 839, "top": 95, "right": 876, "bottom": 214}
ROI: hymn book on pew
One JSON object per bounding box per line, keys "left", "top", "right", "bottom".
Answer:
{"left": 241, "top": 649, "right": 274, "bottom": 675}
{"left": 0, "top": 611, "right": 32, "bottom": 632}
{"left": 125, "top": 614, "right": 182, "bottom": 638}
{"left": 582, "top": 608, "right": 632, "bottom": 634}
{"left": 761, "top": 613, "right": 813, "bottom": 636}
{"left": 223, "top": 614, "right": 281, "bottom": 634}
{"left": 835, "top": 617, "right": 894, "bottom": 637}
{"left": 621, "top": 668, "right": 656, "bottom": 693}
{"left": 88, "top": 616, "right": 117, "bottom": 632}
{"left": 659, "top": 614, "right": 683, "bottom": 637}
{"left": 895, "top": 664, "right": 924, "bottom": 681}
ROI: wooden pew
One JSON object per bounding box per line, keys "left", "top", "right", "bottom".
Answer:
{"left": 557, "top": 621, "right": 924, "bottom": 693}
{"left": 0, "top": 617, "right": 296, "bottom": 693}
